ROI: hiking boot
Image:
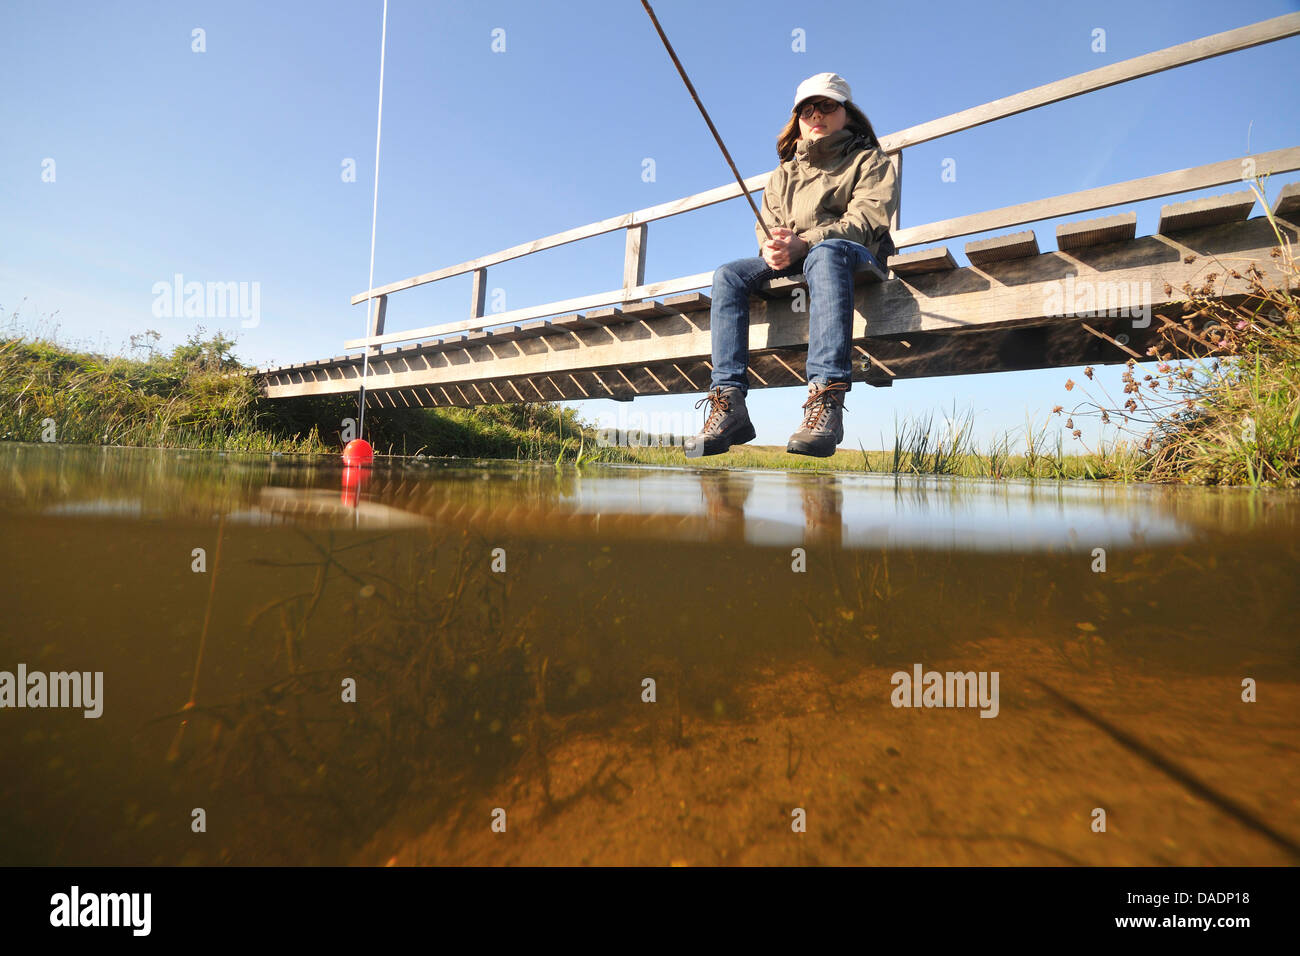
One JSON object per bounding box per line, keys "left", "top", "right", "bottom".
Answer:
{"left": 684, "top": 386, "right": 756, "bottom": 458}
{"left": 786, "top": 381, "right": 848, "bottom": 458}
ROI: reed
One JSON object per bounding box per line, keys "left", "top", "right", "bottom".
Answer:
{"left": 1058, "top": 174, "right": 1300, "bottom": 486}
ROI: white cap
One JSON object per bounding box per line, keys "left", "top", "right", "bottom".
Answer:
{"left": 793, "top": 72, "right": 852, "bottom": 110}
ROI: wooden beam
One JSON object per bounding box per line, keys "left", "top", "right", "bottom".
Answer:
{"left": 1057, "top": 212, "right": 1138, "bottom": 251}
{"left": 345, "top": 271, "right": 716, "bottom": 347}
{"left": 583, "top": 306, "right": 632, "bottom": 327}
{"left": 471, "top": 268, "right": 487, "bottom": 318}
{"left": 624, "top": 223, "right": 647, "bottom": 291}
{"left": 1158, "top": 190, "right": 1256, "bottom": 233}
{"left": 888, "top": 151, "right": 902, "bottom": 232}
{"left": 663, "top": 292, "right": 711, "bottom": 313}
{"left": 966, "top": 231, "right": 1039, "bottom": 266}
{"left": 888, "top": 246, "right": 957, "bottom": 276}
{"left": 623, "top": 300, "right": 672, "bottom": 319}
{"left": 893, "top": 147, "right": 1300, "bottom": 248}
{"left": 880, "top": 14, "right": 1300, "bottom": 151}
{"left": 1274, "top": 181, "right": 1300, "bottom": 219}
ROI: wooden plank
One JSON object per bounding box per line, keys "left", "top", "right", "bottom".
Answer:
{"left": 480, "top": 325, "right": 528, "bottom": 342}
{"left": 515, "top": 319, "right": 554, "bottom": 338}
{"left": 965, "top": 231, "right": 1040, "bottom": 266}
{"left": 893, "top": 147, "right": 1300, "bottom": 248}
{"left": 349, "top": 185, "right": 760, "bottom": 305}
{"left": 426, "top": 334, "right": 469, "bottom": 351}
{"left": 346, "top": 270, "right": 715, "bottom": 347}
{"left": 662, "top": 292, "right": 711, "bottom": 313}
{"left": 471, "top": 268, "right": 488, "bottom": 318}
{"left": 881, "top": 14, "right": 1300, "bottom": 152}
{"left": 583, "top": 306, "right": 632, "bottom": 327}
{"left": 622, "top": 301, "right": 673, "bottom": 319}
{"left": 624, "top": 223, "right": 647, "bottom": 290}
{"left": 1158, "top": 190, "right": 1256, "bottom": 233}
{"left": 1271, "top": 181, "right": 1300, "bottom": 219}
{"left": 888, "top": 151, "right": 902, "bottom": 231}
{"left": 1057, "top": 212, "right": 1137, "bottom": 250}
{"left": 550, "top": 312, "right": 599, "bottom": 332}
{"left": 888, "top": 246, "right": 956, "bottom": 275}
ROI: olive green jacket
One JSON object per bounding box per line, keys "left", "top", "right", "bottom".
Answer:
{"left": 755, "top": 128, "right": 899, "bottom": 265}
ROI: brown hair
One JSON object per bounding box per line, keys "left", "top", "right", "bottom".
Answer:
{"left": 775, "top": 99, "right": 880, "bottom": 162}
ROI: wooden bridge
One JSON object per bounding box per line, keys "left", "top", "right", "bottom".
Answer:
{"left": 253, "top": 14, "right": 1300, "bottom": 410}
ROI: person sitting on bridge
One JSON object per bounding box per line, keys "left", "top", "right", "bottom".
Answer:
{"left": 685, "top": 72, "right": 899, "bottom": 459}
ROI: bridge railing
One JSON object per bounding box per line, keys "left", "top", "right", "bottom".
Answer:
{"left": 340, "top": 12, "right": 1300, "bottom": 357}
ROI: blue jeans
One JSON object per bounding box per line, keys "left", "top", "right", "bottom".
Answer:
{"left": 708, "top": 238, "right": 880, "bottom": 394}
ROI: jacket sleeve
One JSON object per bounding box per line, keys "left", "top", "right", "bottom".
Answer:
{"left": 755, "top": 166, "right": 785, "bottom": 254}
{"left": 799, "top": 149, "right": 898, "bottom": 252}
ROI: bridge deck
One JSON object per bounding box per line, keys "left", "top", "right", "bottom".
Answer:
{"left": 254, "top": 200, "right": 1297, "bottom": 409}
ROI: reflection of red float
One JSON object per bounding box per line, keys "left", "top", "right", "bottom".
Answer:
{"left": 342, "top": 438, "right": 374, "bottom": 466}
{"left": 341, "top": 440, "right": 373, "bottom": 507}
{"left": 341, "top": 464, "right": 370, "bottom": 507}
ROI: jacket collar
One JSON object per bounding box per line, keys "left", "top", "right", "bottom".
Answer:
{"left": 795, "top": 128, "right": 864, "bottom": 165}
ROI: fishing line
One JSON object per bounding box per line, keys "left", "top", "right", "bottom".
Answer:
{"left": 357, "top": 0, "right": 389, "bottom": 442}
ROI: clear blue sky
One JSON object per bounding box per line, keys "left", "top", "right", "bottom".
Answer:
{"left": 3, "top": 0, "right": 1298, "bottom": 452}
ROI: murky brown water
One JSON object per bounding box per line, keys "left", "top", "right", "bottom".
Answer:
{"left": 1, "top": 443, "right": 1297, "bottom": 865}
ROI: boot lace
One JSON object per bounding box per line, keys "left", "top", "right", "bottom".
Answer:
{"left": 799, "top": 382, "right": 848, "bottom": 431}
{"left": 694, "top": 388, "right": 732, "bottom": 434}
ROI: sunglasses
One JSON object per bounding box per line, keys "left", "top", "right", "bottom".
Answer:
{"left": 796, "top": 99, "right": 842, "bottom": 119}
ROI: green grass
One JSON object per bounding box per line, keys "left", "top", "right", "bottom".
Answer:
{"left": 0, "top": 320, "right": 583, "bottom": 459}
{"left": 1054, "top": 175, "right": 1300, "bottom": 487}
{"left": 581, "top": 411, "right": 1144, "bottom": 481}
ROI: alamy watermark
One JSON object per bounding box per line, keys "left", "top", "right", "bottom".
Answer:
{"left": 151, "top": 273, "right": 261, "bottom": 328}
{"left": 593, "top": 407, "right": 692, "bottom": 448}
{"left": 0, "top": 664, "right": 103, "bottom": 718}
{"left": 50, "top": 886, "right": 150, "bottom": 935}
{"left": 891, "top": 663, "right": 999, "bottom": 718}
{"left": 1043, "top": 276, "right": 1151, "bottom": 329}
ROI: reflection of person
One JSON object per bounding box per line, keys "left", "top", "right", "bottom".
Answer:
{"left": 685, "top": 72, "right": 899, "bottom": 459}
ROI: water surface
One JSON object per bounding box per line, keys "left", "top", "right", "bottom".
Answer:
{"left": 1, "top": 443, "right": 1297, "bottom": 865}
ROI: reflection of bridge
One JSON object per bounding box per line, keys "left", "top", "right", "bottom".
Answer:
{"left": 252, "top": 15, "right": 1300, "bottom": 410}
{"left": 212, "top": 465, "right": 1206, "bottom": 551}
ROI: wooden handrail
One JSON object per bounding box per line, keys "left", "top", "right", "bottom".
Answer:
{"left": 892, "top": 147, "right": 1300, "bottom": 248}
{"left": 343, "top": 146, "right": 1300, "bottom": 349}
{"left": 877, "top": 12, "right": 1300, "bottom": 152}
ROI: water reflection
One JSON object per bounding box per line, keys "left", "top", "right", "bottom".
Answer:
{"left": 0, "top": 443, "right": 1297, "bottom": 866}
{"left": 2, "top": 443, "right": 1285, "bottom": 551}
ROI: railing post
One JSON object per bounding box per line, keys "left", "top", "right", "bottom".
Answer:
{"left": 623, "top": 223, "right": 647, "bottom": 294}
{"left": 888, "top": 151, "right": 902, "bottom": 233}
{"left": 367, "top": 293, "right": 387, "bottom": 356}
{"left": 471, "top": 267, "right": 487, "bottom": 318}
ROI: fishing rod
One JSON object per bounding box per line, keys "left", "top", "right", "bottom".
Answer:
{"left": 352, "top": 0, "right": 389, "bottom": 464}
{"left": 639, "top": 0, "right": 772, "bottom": 241}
